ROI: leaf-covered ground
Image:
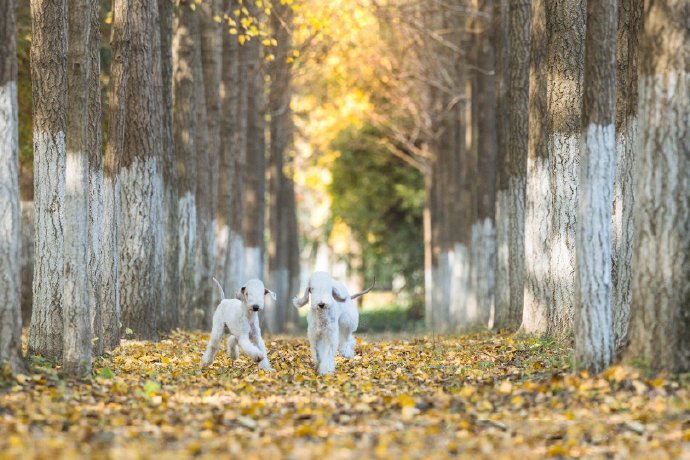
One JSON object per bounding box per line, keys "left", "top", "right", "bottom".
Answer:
{"left": 1, "top": 331, "right": 689, "bottom": 459}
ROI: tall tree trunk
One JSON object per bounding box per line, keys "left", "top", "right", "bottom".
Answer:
{"left": 220, "top": 0, "right": 245, "bottom": 294}
{"left": 575, "top": 0, "right": 617, "bottom": 373}
{"left": 119, "top": 0, "right": 164, "bottom": 340}
{"left": 469, "top": 0, "right": 497, "bottom": 329}
{"left": 159, "top": 0, "right": 179, "bottom": 334}
{"left": 625, "top": 0, "right": 689, "bottom": 372}
{"left": 20, "top": 202, "right": 34, "bottom": 327}
{"left": 243, "top": 26, "right": 266, "bottom": 280}
{"left": 545, "top": 0, "right": 586, "bottom": 338}
{"left": 0, "top": 0, "right": 24, "bottom": 374}
{"left": 492, "top": 0, "right": 511, "bottom": 330}
{"left": 267, "top": 2, "right": 296, "bottom": 333}
{"left": 63, "top": 0, "right": 93, "bottom": 377}
{"left": 506, "top": 0, "right": 530, "bottom": 330}
{"left": 102, "top": 0, "right": 130, "bottom": 351}
{"left": 28, "top": 0, "right": 68, "bottom": 360}
{"left": 200, "top": 0, "right": 222, "bottom": 313}
{"left": 87, "top": 0, "right": 104, "bottom": 356}
{"left": 612, "top": 0, "right": 641, "bottom": 354}
{"left": 521, "top": 0, "right": 550, "bottom": 334}
{"left": 173, "top": 0, "right": 199, "bottom": 327}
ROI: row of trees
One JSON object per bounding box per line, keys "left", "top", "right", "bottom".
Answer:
{"left": 362, "top": 0, "right": 687, "bottom": 371}
{"left": 0, "top": 0, "right": 301, "bottom": 377}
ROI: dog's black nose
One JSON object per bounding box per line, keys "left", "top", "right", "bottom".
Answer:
{"left": 252, "top": 305, "right": 260, "bottom": 311}
{"left": 318, "top": 302, "right": 326, "bottom": 308}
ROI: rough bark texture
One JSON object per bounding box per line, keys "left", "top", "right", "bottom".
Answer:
{"left": 159, "top": 0, "right": 179, "bottom": 334}
{"left": 469, "top": 0, "right": 497, "bottom": 329}
{"left": 28, "top": 0, "right": 68, "bottom": 360}
{"left": 20, "top": 202, "right": 34, "bottom": 326}
{"left": 102, "top": 0, "right": 130, "bottom": 351}
{"left": 267, "top": 2, "right": 299, "bottom": 333}
{"left": 612, "top": 0, "right": 641, "bottom": 354}
{"left": 62, "top": 0, "right": 93, "bottom": 377}
{"left": 506, "top": 0, "right": 530, "bottom": 330}
{"left": 625, "top": 0, "right": 689, "bottom": 372}
{"left": 492, "top": 0, "right": 510, "bottom": 330}
{"left": 521, "top": 0, "right": 550, "bottom": 335}
{"left": 243, "top": 23, "right": 266, "bottom": 281}
{"left": 173, "top": 0, "right": 199, "bottom": 327}
{"left": 575, "top": 0, "right": 617, "bottom": 373}
{"left": 87, "top": 0, "right": 104, "bottom": 357}
{"left": 119, "top": 0, "right": 164, "bottom": 340}
{"left": 200, "top": 0, "right": 222, "bottom": 319}
{"left": 0, "top": 0, "right": 24, "bottom": 374}
{"left": 545, "top": 0, "right": 585, "bottom": 338}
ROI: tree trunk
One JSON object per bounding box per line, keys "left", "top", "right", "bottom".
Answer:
{"left": 492, "top": 0, "right": 510, "bottom": 330}
{"left": 28, "top": 0, "right": 68, "bottom": 360}
{"left": 243, "top": 25, "right": 266, "bottom": 280}
{"left": 575, "top": 0, "right": 617, "bottom": 373}
{"left": 0, "top": 0, "right": 24, "bottom": 374}
{"left": 20, "top": 202, "right": 34, "bottom": 326}
{"left": 469, "top": 0, "right": 497, "bottom": 329}
{"left": 200, "top": 0, "right": 222, "bottom": 318}
{"left": 612, "top": 0, "right": 641, "bottom": 354}
{"left": 158, "top": 0, "right": 179, "bottom": 334}
{"left": 102, "top": 0, "right": 130, "bottom": 351}
{"left": 545, "top": 0, "right": 586, "bottom": 338}
{"left": 625, "top": 0, "right": 689, "bottom": 372}
{"left": 267, "top": 2, "right": 296, "bottom": 333}
{"left": 119, "top": 0, "right": 164, "bottom": 340}
{"left": 506, "top": 0, "right": 530, "bottom": 330}
{"left": 87, "top": 0, "right": 104, "bottom": 357}
{"left": 193, "top": 1, "right": 214, "bottom": 329}
{"left": 521, "top": 0, "right": 549, "bottom": 335}
{"left": 63, "top": 0, "right": 94, "bottom": 377}
{"left": 173, "top": 0, "right": 199, "bottom": 327}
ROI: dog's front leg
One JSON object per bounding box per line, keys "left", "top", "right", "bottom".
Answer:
{"left": 237, "top": 334, "right": 264, "bottom": 363}
{"left": 226, "top": 335, "right": 239, "bottom": 360}
{"left": 252, "top": 334, "right": 274, "bottom": 372}
{"left": 316, "top": 328, "right": 338, "bottom": 375}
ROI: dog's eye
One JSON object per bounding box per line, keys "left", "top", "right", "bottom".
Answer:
{"left": 308, "top": 288, "right": 312, "bottom": 293}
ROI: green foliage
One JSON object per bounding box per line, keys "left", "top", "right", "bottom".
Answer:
{"left": 329, "top": 124, "right": 424, "bottom": 298}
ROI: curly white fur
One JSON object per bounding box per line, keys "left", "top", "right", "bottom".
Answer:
{"left": 202, "top": 278, "right": 276, "bottom": 371}
{"left": 293, "top": 271, "right": 373, "bottom": 375}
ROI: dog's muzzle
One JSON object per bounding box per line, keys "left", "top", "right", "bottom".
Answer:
{"left": 252, "top": 305, "right": 260, "bottom": 312}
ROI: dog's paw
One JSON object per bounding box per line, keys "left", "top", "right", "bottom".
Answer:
{"left": 259, "top": 361, "right": 275, "bottom": 372}
{"left": 254, "top": 354, "right": 265, "bottom": 363}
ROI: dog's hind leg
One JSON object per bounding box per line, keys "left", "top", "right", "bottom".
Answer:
{"left": 338, "top": 328, "right": 356, "bottom": 359}
{"left": 226, "top": 335, "right": 239, "bottom": 360}
{"left": 202, "top": 320, "right": 224, "bottom": 367}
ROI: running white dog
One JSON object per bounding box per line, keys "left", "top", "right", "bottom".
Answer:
{"left": 202, "top": 278, "right": 276, "bottom": 371}
{"left": 293, "top": 272, "right": 374, "bottom": 375}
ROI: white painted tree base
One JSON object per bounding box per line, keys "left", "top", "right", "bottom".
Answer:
{"left": 494, "top": 190, "right": 510, "bottom": 329}
{"left": 469, "top": 219, "right": 495, "bottom": 328}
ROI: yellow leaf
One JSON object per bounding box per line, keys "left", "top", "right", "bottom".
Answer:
{"left": 238, "top": 35, "right": 247, "bottom": 45}
{"left": 189, "top": 3, "right": 196, "bottom": 11}
{"left": 229, "top": 28, "right": 238, "bottom": 35}
{"left": 213, "top": 15, "right": 222, "bottom": 23}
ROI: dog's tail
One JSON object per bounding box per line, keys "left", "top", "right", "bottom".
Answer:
{"left": 212, "top": 277, "right": 225, "bottom": 299}
{"left": 350, "top": 277, "right": 376, "bottom": 301}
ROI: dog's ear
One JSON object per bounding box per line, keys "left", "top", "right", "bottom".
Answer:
{"left": 292, "top": 286, "right": 310, "bottom": 308}
{"left": 332, "top": 286, "right": 347, "bottom": 302}
{"left": 235, "top": 286, "right": 246, "bottom": 301}
{"left": 264, "top": 288, "right": 277, "bottom": 301}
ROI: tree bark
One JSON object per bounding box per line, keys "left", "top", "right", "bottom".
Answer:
{"left": 28, "top": 0, "right": 68, "bottom": 360}
{"left": 243, "top": 22, "right": 266, "bottom": 280}
{"left": 63, "top": 0, "right": 94, "bottom": 377}
{"left": 612, "top": 0, "right": 641, "bottom": 354}
{"left": 87, "top": 0, "right": 104, "bottom": 356}
{"left": 119, "top": 0, "right": 164, "bottom": 340}
{"left": 200, "top": 0, "right": 222, "bottom": 319}
{"left": 0, "top": 0, "right": 24, "bottom": 374}
{"left": 625, "top": 0, "right": 689, "bottom": 372}
{"left": 173, "top": 0, "right": 199, "bottom": 327}
{"left": 102, "top": 0, "right": 130, "bottom": 351}
{"left": 575, "top": 0, "right": 617, "bottom": 373}
{"left": 158, "top": 0, "right": 180, "bottom": 334}
{"left": 492, "top": 0, "right": 510, "bottom": 330}
{"left": 521, "top": 0, "right": 550, "bottom": 335}
{"left": 545, "top": 0, "right": 586, "bottom": 338}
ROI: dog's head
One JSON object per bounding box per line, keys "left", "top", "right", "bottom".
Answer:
{"left": 236, "top": 279, "right": 276, "bottom": 313}
{"left": 292, "top": 271, "right": 347, "bottom": 311}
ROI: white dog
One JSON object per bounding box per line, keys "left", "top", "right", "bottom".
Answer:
{"left": 202, "top": 278, "right": 276, "bottom": 371}
{"left": 293, "top": 272, "right": 374, "bottom": 375}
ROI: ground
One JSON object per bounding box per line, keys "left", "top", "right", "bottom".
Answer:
{"left": 1, "top": 331, "right": 689, "bottom": 459}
